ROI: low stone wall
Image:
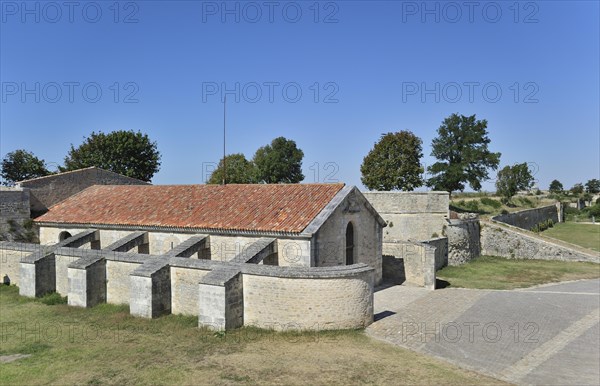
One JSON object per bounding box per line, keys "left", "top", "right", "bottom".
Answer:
{"left": 242, "top": 264, "right": 373, "bottom": 330}
{"left": 492, "top": 204, "right": 560, "bottom": 230}
{"left": 422, "top": 237, "right": 448, "bottom": 270}
{"left": 481, "top": 221, "right": 599, "bottom": 263}
{"left": 382, "top": 241, "right": 435, "bottom": 289}
{"left": 0, "top": 241, "right": 375, "bottom": 331}
{"left": 0, "top": 242, "right": 39, "bottom": 286}
{"left": 447, "top": 217, "right": 480, "bottom": 265}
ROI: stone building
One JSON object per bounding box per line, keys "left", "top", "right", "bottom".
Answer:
{"left": 17, "top": 166, "right": 149, "bottom": 217}
{"left": 34, "top": 183, "right": 386, "bottom": 283}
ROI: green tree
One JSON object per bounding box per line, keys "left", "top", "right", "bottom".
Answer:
{"left": 360, "top": 131, "right": 424, "bottom": 191}
{"left": 207, "top": 153, "right": 257, "bottom": 184}
{"left": 63, "top": 130, "right": 161, "bottom": 182}
{"left": 253, "top": 137, "right": 304, "bottom": 183}
{"left": 570, "top": 183, "right": 584, "bottom": 195}
{"left": 1, "top": 149, "right": 50, "bottom": 185}
{"left": 495, "top": 163, "right": 534, "bottom": 203}
{"left": 585, "top": 179, "right": 600, "bottom": 193}
{"left": 427, "top": 114, "right": 501, "bottom": 194}
{"left": 549, "top": 179, "right": 564, "bottom": 193}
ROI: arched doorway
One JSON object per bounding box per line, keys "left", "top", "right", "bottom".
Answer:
{"left": 345, "top": 222, "right": 354, "bottom": 265}
{"left": 58, "top": 231, "right": 72, "bottom": 242}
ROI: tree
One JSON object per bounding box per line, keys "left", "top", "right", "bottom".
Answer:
{"left": 63, "top": 130, "right": 161, "bottom": 182}
{"left": 253, "top": 137, "right": 304, "bottom": 183}
{"left": 570, "top": 183, "right": 584, "bottom": 195}
{"left": 495, "top": 163, "right": 534, "bottom": 203}
{"left": 549, "top": 179, "right": 564, "bottom": 193}
{"left": 427, "top": 114, "right": 501, "bottom": 193}
{"left": 1, "top": 149, "right": 50, "bottom": 185}
{"left": 360, "top": 131, "right": 424, "bottom": 191}
{"left": 207, "top": 153, "right": 257, "bottom": 184}
{"left": 585, "top": 179, "right": 600, "bottom": 194}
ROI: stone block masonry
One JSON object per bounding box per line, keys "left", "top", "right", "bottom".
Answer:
{"left": 363, "top": 191, "right": 449, "bottom": 242}
{"left": 68, "top": 255, "right": 106, "bottom": 308}
{"left": 0, "top": 242, "right": 376, "bottom": 331}
{"left": 198, "top": 268, "right": 243, "bottom": 330}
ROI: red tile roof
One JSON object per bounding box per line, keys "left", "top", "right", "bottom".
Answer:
{"left": 35, "top": 184, "right": 345, "bottom": 234}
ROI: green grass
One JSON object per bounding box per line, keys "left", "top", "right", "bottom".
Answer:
{"left": 542, "top": 222, "right": 600, "bottom": 251}
{"left": 437, "top": 256, "right": 600, "bottom": 290}
{"left": 0, "top": 285, "right": 504, "bottom": 385}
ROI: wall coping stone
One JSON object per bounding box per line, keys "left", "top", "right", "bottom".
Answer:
{"left": 165, "top": 235, "right": 209, "bottom": 257}
{"left": 199, "top": 267, "right": 241, "bottom": 286}
{"left": 131, "top": 258, "right": 170, "bottom": 277}
{"left": 68, "top": 255, "right": 104, "bottom": 269}
{"left": 103, "top": 231, "right": 148, "bottom": 252}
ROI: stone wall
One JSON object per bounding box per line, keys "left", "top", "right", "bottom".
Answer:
{"left": 0, "top": 187, "right": 33, "bottom": 242}
{"left": 481, "top": 221, "right": 599, "bottom": 263}
{"left": 422, "top": 237, "right": 448, "bottom": 270}
{"left": 0, "top": 242, "right": 39, "bottom": 286}
{"left": 170, "top": 265, "right": 210, "bottom": 315}
{"left": 0, "top": 240, "right": 375, "bottom": 331}
{"left": 242, "top": 266, "right": 373, "bottom": 330}
{"left": 381, "top": 241, "right": 436, "bottom": 289}
{"left": 106, "top": 260, "right": 143, "bottom": 305}
{"left": 18, "top": 167, "right": 148, "bottom": 216}
{"left": 447, "top": 217, "right": 481, "bottom": 265}
{"left": 363, "top": 191, "right": 449, "bottom": 241}
{"left": 493, "top": 204, "right": 561, "bottom": 231}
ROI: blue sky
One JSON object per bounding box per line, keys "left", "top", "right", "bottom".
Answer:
{"left": 1, "top": 0, "right": 598, "bottom": 191}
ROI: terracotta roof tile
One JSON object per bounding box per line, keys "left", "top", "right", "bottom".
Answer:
{"left": 35, "top": 184, "right": 345, "bottom": 234}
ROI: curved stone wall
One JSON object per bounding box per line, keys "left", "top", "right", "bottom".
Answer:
{"left": 242, "top": 265, "right": 374, "bottom": 330}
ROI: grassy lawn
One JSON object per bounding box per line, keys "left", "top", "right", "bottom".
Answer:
{"left": 0, "top": 286, "right": 504, "bottom": 385}
{"left": 437, "top": 256, "right": 600, "bottom": 290}
{"left": 541, "top": 222, "right": 600, "bottom": 251}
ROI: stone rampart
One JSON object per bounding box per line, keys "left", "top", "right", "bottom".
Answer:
{"left": 492, "top": 204, "right": 561, "bottom": 230}
{"left": 481, "top": 220, "right": 599, "bottom": 263}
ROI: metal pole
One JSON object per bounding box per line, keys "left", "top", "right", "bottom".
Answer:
{"left": 223, "top": 95, "right": 226, "bottom": 185}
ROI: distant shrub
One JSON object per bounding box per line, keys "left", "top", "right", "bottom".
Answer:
{"left": 464, "top": 200, "right": 480, "bottom": 212}
{"left": 39, "top": 292, "right": 67, "bottom": 305}
{"left": 480, "top": 197, "right": 502, "bottom": 209}
{"left": 500, "top": 209, "right": 509, "bottom": 215}
{"left": 517, "top": 197, "right": 534, "bottom": 207}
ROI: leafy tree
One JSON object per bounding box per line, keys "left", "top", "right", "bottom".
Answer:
{"left": 63, "top": 130, "right": 161, "bottom": 182}
{"left": 495, "top": 163, "right": 534, "bottom": 203}
{"left": 1, "top": 149, "right": 50, "bottom": 185}
{"left": 360, "top": 131, "right": 424, "bottom": 191}
{"left": 253, "top": 137, "right": 304, "bottom": 183}
{"left": 570, "top": 183, "right": 584, "bottom": 195}
{"left": 585, "top": 179, "right": 600, "bottom": 193}
{"left": 549, "top": 179, "right": 564, "bottom": 193}
{"left": 427, "top": 113, "right": 501, "bottom": 194}
{"left": 207, "top": 153, "right": 257, "bottom": 184}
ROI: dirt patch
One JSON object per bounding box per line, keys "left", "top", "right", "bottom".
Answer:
{"left": 0, "top": 354, "right": 31, "bottom": 363}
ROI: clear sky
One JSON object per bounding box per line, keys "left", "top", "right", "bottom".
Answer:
{"left": 1, "top": 0, "right": 598, "bottom": 191}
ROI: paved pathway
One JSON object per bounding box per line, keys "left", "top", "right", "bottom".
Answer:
{"left": 367, "top": 279, "right": 600, "bottom": 385}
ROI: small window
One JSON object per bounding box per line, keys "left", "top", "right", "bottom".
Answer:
{"left": 346, "top": 222, "right": 354, "bottom": 265}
